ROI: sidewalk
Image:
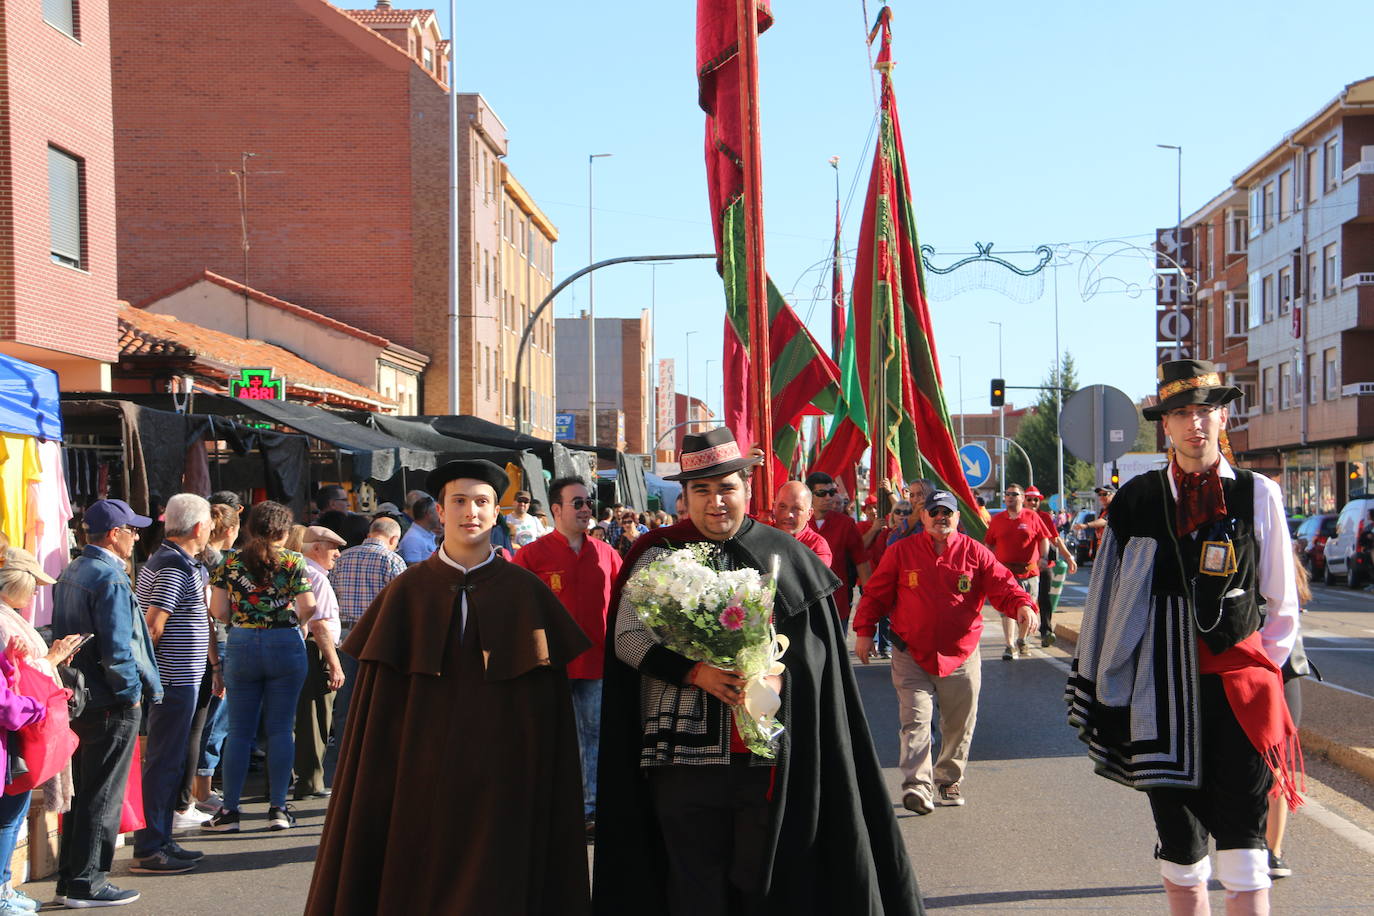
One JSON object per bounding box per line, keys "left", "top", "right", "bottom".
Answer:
{"left": 1052, "top": 609, "right": 1374, "bottom": 786}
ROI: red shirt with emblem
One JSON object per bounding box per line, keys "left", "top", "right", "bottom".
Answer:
{"left": 512, "top": 529, "right": 622, "bottom": 679}
{"left": 853, "top": 530, "right": 1035, "bottom": 676}
{"left": 984, "top": 509, "right": 1056, "bottom": 577}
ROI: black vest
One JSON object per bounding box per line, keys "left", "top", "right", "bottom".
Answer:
{"left": 1108, "top": 468, "right": 1261, "bottom": 655}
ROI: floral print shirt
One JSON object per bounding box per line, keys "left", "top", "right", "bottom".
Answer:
{"left": 209, "top": 549, "right": 312, "bottom": 628}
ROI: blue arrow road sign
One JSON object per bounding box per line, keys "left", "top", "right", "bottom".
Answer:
{"left": 958, "top": 443, "right": 992, "bottom": 488}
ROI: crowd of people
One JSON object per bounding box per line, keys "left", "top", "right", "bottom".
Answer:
{"left": 0, "top": 360, "right": 1311, "bottom": 914}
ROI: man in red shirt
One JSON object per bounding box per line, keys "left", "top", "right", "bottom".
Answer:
{"left": 805, "top": 472, "right": 871, "bottom": 631}
{"left": 984, "top": 483, "right": 1056, "bottom": 660}
{"left": 513, "top": 476, "right": 622, "bottom": 835}
{"left": 769, "top": 480, "right": 833, "bottom": 567}
{"left": 1022, "top": 486, "right": 1077, "bottom": 647}
{"left": 853, "top": 490, "right": 1036, "bottom": 814}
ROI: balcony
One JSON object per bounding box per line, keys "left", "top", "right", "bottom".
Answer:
{"left": 1346, "top": 273, "right": 1374, "bottom": 327}
{"left": 1344, "top": 164, "right": 1374, "bottom": 223}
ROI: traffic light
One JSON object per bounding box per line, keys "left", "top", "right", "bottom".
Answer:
{"left": 1110, "top": 462, "right": 1120, "bottom": 488}
{"left": 990, "top": 378, "right": 1005, "bottom": 408}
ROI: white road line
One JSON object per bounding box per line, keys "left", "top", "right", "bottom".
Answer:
{"left": 1317, "top": 680, "right": 1374, "bottom": 701}
{"left": 1299, "top": 798, "right": 1374, "bottom": 860}
{"left": 1302, "top": 646, "right": 1374, "bottom": 651}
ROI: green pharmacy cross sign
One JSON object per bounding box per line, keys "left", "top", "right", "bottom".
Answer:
{"left": 229, "top": 368, "right": 285, "bottom": 401}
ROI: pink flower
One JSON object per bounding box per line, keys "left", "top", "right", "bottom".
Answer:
{"left": 719, "top": 605, "right": 746, "bottom": 631}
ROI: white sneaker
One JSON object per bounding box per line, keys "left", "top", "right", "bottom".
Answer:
{"left": 194, "top": 791, "right": 223, "bottom": 814}
{"left": 172, "top": 807, "right": 212, "bottom": 832}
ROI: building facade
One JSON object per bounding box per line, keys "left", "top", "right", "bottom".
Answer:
{"left": 556, "top": 313, "right": 652, "bottom": 452}
{"left": 496, "top": 167, "right": 557, "bottom": 439}
{"left": 1231, "top": 76, "right": 1374, "bottom": 512}
{"left": 0, "top": 0, "right": 119, "bottom": 387}
{"left": 109, "top": 0, "right": 556, "bottom": 425}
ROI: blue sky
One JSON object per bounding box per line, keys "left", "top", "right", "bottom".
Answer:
{"left": 340, "top": 0, "right": 1371, "bottom": 419}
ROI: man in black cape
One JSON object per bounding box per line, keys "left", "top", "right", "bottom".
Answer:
{"left": 306, "top": 459, "right": 591, "bottom": 915}
{"left": 594, "top": 428, "right": 924, "bottom": 915}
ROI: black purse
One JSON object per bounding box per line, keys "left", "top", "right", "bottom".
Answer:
{"left": 58, "top": 665, "right": 89, "bottom": 719}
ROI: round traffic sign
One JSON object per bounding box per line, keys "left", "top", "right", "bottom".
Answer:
{"left": 958, "top": 443, "right": 992, "bottom": 488}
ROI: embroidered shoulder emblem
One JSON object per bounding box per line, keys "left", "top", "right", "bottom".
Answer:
{"left": 957, "top": 574, "right": 971, "bottom": 594}
{"left": 905, "top": 570, "right": 919, "bottom": 588}
{"left": 549, "top": 572, "right": 563, "bottom": 593}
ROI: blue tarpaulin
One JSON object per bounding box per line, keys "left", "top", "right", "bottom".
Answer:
{"left": 0, "top": 354, "right": 62, "bottom": 440}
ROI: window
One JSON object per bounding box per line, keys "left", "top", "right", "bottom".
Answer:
{"left": 42, "top": 0, "right": 77, "bottom": 38}
{"left": 1262, "top": 274, "right": 1275, "bottom": 323}
{"left": 1248, "top": 273, "right": 1263, "bottom": 329}
{"left": 1309, "top": 352, "right": 1319, "bottom": 405}
{"left": 1263, "top": 182, "right": 1276, "bottom": 230}
{"left": 1263, "top": 367, "right": 1275, "bottom": 413}
{"left": 48, "top": 146, "right": 85, "bottom": 269}
{"left": 1278, "top": 266, "right": 1292, "bottom": 315}
{"left": 1323, "top": 243, "right": 1338, "bottom": 296}
{"left": 1227, "top": 210, "right": 1248, "bottom": 254}
{"left": 1324, "top": 349, "right": 1338, "bottom": 399}
{"left": 1225, "top": 292, "right": 1248, "bottom": 337}
{"left": 1278, "top": 169, "right": 1293, "bottom": 221}
{"left": 1195, "top": 223, "right": 1210, "bottom": 280}
{"left": 1308, "top": 251, "right": 1320, "bottom": 304}
{"left": 1279, "top": 362, "right": 1292, "bottom": 410}
{"left": 1325, "top": 137, "right": 1340, "bottom": 190}
{"left": 1307, "top": 149, "right": 1320, "bottom": 203}
{"left": 423, "top": 48, "right": 433, "bottom": 71}
{"left": 1248, "top": 189, "right": 1262, "bottom": 238}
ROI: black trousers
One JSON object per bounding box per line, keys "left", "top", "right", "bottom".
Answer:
{"left": 1146, "top": 675, "right": 1271, "bottom": 864}
{"left": 648, "top": 759, "right": 773, "bottom": 915}
{"left": 60, "top": 704, "right": 142, "bottom": 896}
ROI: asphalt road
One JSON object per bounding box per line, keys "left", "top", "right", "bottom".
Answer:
{"left": 20, "top": 590, "right": 1374, "bottom": 913}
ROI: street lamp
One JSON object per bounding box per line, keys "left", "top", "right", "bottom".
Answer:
{"left": 642, "top": 262, "right": 672, "bottom": 467}
{"left": 988, "top": 321, "right": 1004, "bottom": 495}
{"left": 685, "top": 330, "right": 698, "bottom": 437}
{"left": 1157, "top": 144, "right": 1183, "bottom": 352}
{"left": 587, "top": 152, "right": 613, "bottom": 446}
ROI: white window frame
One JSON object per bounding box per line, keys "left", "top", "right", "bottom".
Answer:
{"left": 1225, "top": 292, "right": 1248, "bottom": 337}
{"left": 1325, "top": 137, "right": 1340, "bottom": 191}
{"left": 1324, "top": 348, "right": 1338, "bottom": 399}
{"left": 1248, "top": 189, "right": 1262, "bottom": 238}
{"left": 1262, "top": 366, "right": 1275, "bottom": 413}
{"left": 1262, "top": 274, "right": 1275, "bottom": 323}
{"left": 1278, "top": 266, "right": 1292, "bottom": 315}
{"left": 1248, "top": 273, "right": 1263, "bottom": 329}
{"left": 1279, "top": 169, "right": 1293, "bottom": 221}
{"left": 1323, "top": 243, "right": 1339, "bottom": 297}
{"left": 1307, "top": 149, "right": 1320, "bottom": 203}
{"left": 1263, "top": 182, "right": 1276, "bottom": 230}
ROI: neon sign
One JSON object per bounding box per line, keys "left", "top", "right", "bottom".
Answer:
{"left": 229, "top": 368, "right": 285, "bottom": 401}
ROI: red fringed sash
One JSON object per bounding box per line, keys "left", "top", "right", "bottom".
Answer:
{"left": 1197, "top": 632, "right": 1305, "bottom": 811}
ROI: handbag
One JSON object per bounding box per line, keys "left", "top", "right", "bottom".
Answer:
{"left": 58, "top": 664, "right": 88, "bottom": 719}
{"left": 5, "top": 656, "right": 79, "bottom": 795}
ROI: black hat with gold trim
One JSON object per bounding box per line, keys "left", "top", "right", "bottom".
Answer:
{"left": 1141, "top": 359, "right": 1242, "bottom": 421}
{"left": 663, "top": 427, "right": 762, "bottom": 482}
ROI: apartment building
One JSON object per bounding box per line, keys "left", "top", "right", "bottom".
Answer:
{"left": 1232, "top": 76, "right": 1374, "bottom": 512}
{"left": 0, "top": 0, "right": 119, "bottom": 387}
{"left": 556, "top": 313, "right": 652, "bottom": 452}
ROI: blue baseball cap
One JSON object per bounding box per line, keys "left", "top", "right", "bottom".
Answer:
{"left": 924, "top": 490, "right": 960, "bottom": 513}
{"left": 83, "top": 499, "right": 152, "bottom": 534}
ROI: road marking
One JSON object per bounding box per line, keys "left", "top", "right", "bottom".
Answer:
{"left": 1303, "top": 645, "right": 1374, "bottom": 651}
{"left": 1300, "top": 797, "right": 1374, "bottom": 860}
{"left": 1317, "top": 680, "right": 1374, "bottom": 701}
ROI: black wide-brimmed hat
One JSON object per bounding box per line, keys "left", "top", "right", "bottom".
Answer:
{"left": 1141, "top": 359, "right": 1242, "bottom": 420}
{"left": 425, "top": 459, "right": 510, "bottom": 500}
{"left": 663, "top": 427, "right": 762, "bottom": 482}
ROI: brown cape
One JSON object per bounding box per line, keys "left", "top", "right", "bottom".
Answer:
{"left": 305, "top": 551, "right": 592, "bottom": 916}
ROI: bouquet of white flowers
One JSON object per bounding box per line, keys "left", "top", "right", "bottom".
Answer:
{"left": 623, "top": 544, "right": 788, "bottom": 757}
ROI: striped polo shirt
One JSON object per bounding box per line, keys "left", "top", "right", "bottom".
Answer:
{"left": 135, "top": 540, "right": 209, "bottom": 687}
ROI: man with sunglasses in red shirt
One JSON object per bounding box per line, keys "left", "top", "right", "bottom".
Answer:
{"left": 804, "top": 472, "right": 871, "bottom": 632}
{"left": 853, "top": 490, "right": 1037, "bottom": 813}
{"left": 1022, "top": 486, "right": 1077, "bottom": 646}
{"left": 514, "top": 477, "right": 622, "bottom": 837}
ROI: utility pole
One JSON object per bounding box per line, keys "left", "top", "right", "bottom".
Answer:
{"left": 587, "top": 152, "right": 613, "bottom": 446}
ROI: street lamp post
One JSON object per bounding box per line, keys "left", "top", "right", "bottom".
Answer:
{"left": 989, "top": 321, "right": 1004, "bottom": 495}
{"left": 644, "top": 262, "right": 671, "bottom": 468}
{"left": 1157, "top": 143, "right": 1183, "bottom": 353}
{"left": 587, "top": 152, "right": 613, "bottom": 446}
{"left": 685, "top": 330, "right": 698, "bottom": 439}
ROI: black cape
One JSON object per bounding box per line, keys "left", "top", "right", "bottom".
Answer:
{"left": 305, "top": 552, "right": 592, "bottom": 916}
{"left": 593, "top": 518, "right": 925, "bottom": 915}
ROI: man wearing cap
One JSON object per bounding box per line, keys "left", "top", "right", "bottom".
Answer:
{"left": 595, "top": 428, "right": 923, "bottom": 916}
{"left": 131, "top": 493, "right": 216, "bottom": 876}
{"left": 513, "top": 476, "right": 623, "bottom": 837}
{"left": 1067, "top": 360, "right": 1299, "bottom": 916}
{"left": 985, "top": 483, "right": 1054, "bottom": 660}
{"left": 1075, "top": 485, "right": 1116, "bottom": 562}
{"left": 307, "top": 459, "right": 590, "bottom": 915}
{"left": 506, "top": 489, "right": 543, "bottom": 550}
{"left": 52, "top": 499, "right": 163, "bottom": 908}
{"left": 854, "top": 490, "right": 1038, "bottom": 813}
{"left": 768, "top": 480, "right": 833, "bottom": 566}
{"left": 1022, "top": 486, "right": 1077, "bottom": 647}
{"left": 804, "top": 471, "right": 871, "bottom": 632}
{"left": 293, "top": 526, "right": 348, "bottom": 800}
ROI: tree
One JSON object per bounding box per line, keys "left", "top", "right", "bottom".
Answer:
{"left": 1005, "top": 353, "right": 1093, "bottom": 501}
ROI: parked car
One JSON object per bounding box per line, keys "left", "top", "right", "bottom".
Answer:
{"left": 1293, "top": 513, "right": 1337, "bottom": 577}
{"left": 1321, "top": 498, "right": 1374, "bottom": 587}
{"left": 1065, "top": 509, "right": 1098, "bottom": 565}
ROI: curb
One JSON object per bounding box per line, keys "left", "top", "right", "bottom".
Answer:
{"left": 1051, "top": 611, "right": 1374, "bottom": 786}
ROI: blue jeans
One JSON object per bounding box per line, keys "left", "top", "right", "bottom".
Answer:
{"left": 60, "top": 704, "right": 142, "bottom": 897}
{"left": 0, "top": 788, "right": 30, "bottom": 885}
{"left": 134, "top": 685, "right": 198, "bottom": 857}
{"left": 198, "top": 637, "right": 229, "bottom": 776}
{"left": 222, "top": 628, "right": 307, "bottom": 811}
{"left": 569, "top": 678, "right": 601, "bottom": 819}
{"left": 322, "top": 646, "right": 359, "bottom": 788}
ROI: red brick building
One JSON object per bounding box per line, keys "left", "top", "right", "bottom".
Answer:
{"left": 0, "top": 0, "right": 119, "bottom": 386}
{"left": 109, "top": 0, "right": 455, "bottom": 409}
